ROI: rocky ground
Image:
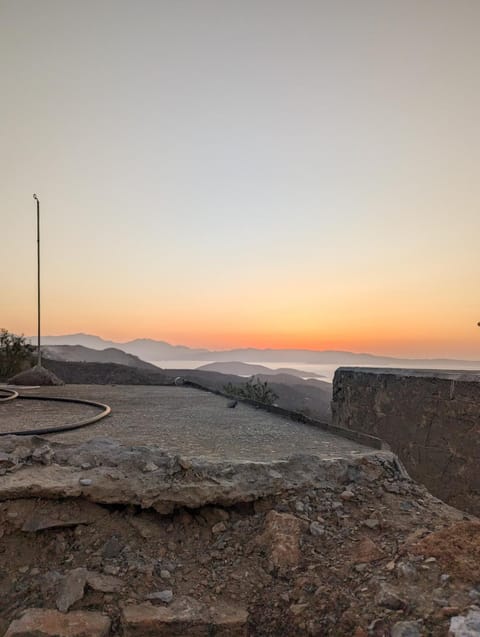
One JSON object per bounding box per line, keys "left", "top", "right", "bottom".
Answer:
{"left": 0, "top": 436, "right": 479, "bottom": 636}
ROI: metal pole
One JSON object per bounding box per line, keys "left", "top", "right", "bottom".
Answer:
{"left": 33, "top": 194, "right": 41, "bottom": 367}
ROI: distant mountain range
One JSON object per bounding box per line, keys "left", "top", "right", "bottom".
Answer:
{"left": 31, "top": 332, "right": 480, "bottom": 369}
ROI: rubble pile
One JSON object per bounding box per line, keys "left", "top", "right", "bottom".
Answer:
{"left": 0, "top": 436, "right": 479, "bottom": 636}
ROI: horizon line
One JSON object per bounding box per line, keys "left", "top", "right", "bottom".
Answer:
{"left": 25, "top": 331, "right": 480, "bottom": 363}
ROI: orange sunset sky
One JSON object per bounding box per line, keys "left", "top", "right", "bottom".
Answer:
{"left": 2, "top": 1, "right": 480, "bottom": 359}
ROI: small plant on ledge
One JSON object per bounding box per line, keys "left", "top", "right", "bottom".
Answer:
{"left": 223, "top": 377, "right": 279, "bottom": 406}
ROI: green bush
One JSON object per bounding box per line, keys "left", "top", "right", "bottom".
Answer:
{"left": 0, "top": 329, "right": 34, "bottom": 380}
{"left": 223, "top": 377, "right": 279, "bottom": 406}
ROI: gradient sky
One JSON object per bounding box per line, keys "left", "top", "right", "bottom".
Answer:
{"left": 2, "top": 0, "right": 480, "bottom": 357}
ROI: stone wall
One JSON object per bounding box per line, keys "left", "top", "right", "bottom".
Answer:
{"left": 332, "top": 367, "right": 480, "bottom": 515}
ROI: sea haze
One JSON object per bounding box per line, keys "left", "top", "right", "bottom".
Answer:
{"left": 151, "top": 360, "right": 337, "bottom": 380}
{"left": 150, "top": 360, "right": 480, "bottom": 383}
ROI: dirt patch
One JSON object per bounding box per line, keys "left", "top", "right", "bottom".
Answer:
{"left": 409, "top": 521, "right": 480, "bottom": 583}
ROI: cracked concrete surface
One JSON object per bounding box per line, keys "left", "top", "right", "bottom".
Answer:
{"left": 0, "top": 434, "right": 395, "bottom": 513}
{"left": 0, "top": 385, "right": 371, "bottom": 462}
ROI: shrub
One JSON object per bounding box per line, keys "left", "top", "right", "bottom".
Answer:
{"left": 0, "top": 329, "right": 34, "bottom": 380}
{"left": 223, "top": 376, "right": 279, "bottom": 406}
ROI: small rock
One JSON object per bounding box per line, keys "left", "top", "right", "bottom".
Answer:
{"left": 442, "top": 607, "right": 461, "bottom": 617}
{"left": 146, "top": 590, "right": 173, "bottom": 603}
{"left": 79, "top": 478, "right": 92, "bottom": 486}
{"left": 364, "top": 518, "right": 380, "bottom": 529}
{"left": 178, "top": 457, "right": 192, "bottom": 470}
{"left": 56, "top": 568, "right": 88, "bottom": 613}
{"left": 142, "top": 462, "right": 159, "bottom": 473}
{"left": 391, "top": 620, "right": 422, "bottom": 637}
{"left": 353, "top": 537, "right": 384, "bottom": 564}
{"left": 32, "top": 445, "right": 55, "bottom": 465}
{"left": 309, "top": 522, "right": 325, "bottom": 537}
{"left": 290, "top": 603, "right": 308, "bottom": 616}
{"left": 340, "top": 490, "right": 355, "bottom": 501}
{"left": 396, "top": 561, "right": 418, "bottom": 581}
{"left": 161, "top": 560, "right": 177, "bottom": 573}
{"left": 375, "top": 583, "right": 407, "bottom": 610}
{"left": 160, "top": 569, "right": 171, "bottom": 580}
{"left": 368, "top": 618, "right": 390, "bottom": 637}
{"left": 86, "top": 571, "right": 123, "bottom": 593}
{"left": 449, "top": 609, "right": 480, "bottom": 636}
{"left": 295, "top": 501, "right": 305, "bottom": 513}
{"left": 384, "top": 480, "right": 401, "bottom": 494}
{"left": 227, "top": 400, "right": 237, "bottom": 408}
{"left": 211, "top": 521, "right": 227, "bottom": 534}
{"left": 103, "top": 564, "right": 120, "bottom": 576}
{"left": 256, "top": 510, "right": 305, "bottom": 573}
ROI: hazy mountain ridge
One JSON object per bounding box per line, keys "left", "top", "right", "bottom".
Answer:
{"left": 32, "top": 333, "right": 480, "bottom": 367}
{"left": 197, "top": 361, "right": 325, "bottom": 378}
{"left": 43, "top": 345, "right": 159, "bottom": 370}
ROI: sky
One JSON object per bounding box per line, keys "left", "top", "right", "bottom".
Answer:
{"left": 1, "top": 0, "right": 480, "bottom": 358}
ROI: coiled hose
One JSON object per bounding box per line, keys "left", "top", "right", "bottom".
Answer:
{"left": 0, "top": 387, "right": 111, "bottom": 436}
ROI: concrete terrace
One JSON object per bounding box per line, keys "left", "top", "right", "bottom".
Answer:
{"left": 0, "top": 384, "right": 371, "bottom": 462}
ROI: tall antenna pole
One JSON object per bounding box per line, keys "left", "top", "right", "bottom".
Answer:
{"left": 33, "top": 194, "right": 41, "bottom": 367}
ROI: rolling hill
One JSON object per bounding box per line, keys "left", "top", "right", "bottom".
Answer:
{"left": 43, "top": 345, "right": 159, "bottom": 370}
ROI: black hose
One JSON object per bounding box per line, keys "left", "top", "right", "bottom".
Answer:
{"left": 0, "top": 391, "right": 111, "bottom": 436}
{"left": 0, "top": 388, "right": 19, "bottom": 403}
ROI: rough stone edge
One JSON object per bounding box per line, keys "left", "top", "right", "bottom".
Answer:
{"left": 335, "top": 366, "right": 480, "bottom": 382}
{"left": 0, "top": 435, "right": 403, "bottom": 513}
